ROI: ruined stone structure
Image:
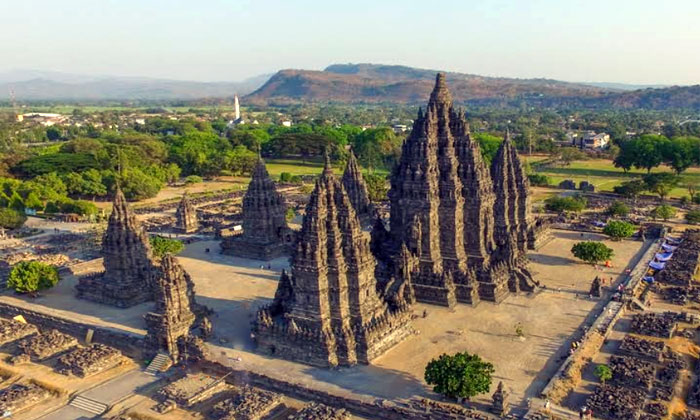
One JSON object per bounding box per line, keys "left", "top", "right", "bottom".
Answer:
{"left": 491, "top": 381, "right": 509, "bottom": 416}
{"left": 253, "top": 156, "right": 413, "bottom": 367}
{"left": 174, "top": 192, "right": 198, "bottom": 233}
{"left": 76, "top": 188, "right": 155, "bottom": 307}
{"left": 341, "top": 148, "right": 374, "bottom": 223}
{"left": 383, "top": 73, "right": 522, "bottom": 305}
{"left": 144, "top": 254, "right": 197, "bottom": 361}
{"left": 491, "top": 131, "right": 537, "bottom": 292}
{"left": 56, "top": 344, "right": 122, "bottom": 377}
{"left": 220, "top": 158, "right": 291, "bottom": 260}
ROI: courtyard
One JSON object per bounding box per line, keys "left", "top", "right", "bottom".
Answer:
{"left": 0, "top": 228, "right": 651, "bottom": 413}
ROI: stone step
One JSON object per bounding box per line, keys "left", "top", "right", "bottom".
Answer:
{"left": 69, "top": 395, "right": 108, "bottom": 415}
{"left": 145, "top": 352, "right": 170, "bottom": 374}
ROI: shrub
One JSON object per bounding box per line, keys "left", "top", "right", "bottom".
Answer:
{"left": 545, "top": 195, "right": 587, "bottom": 213}
{"left": 285, "top": 208, "right": 295, "bottom": 222}
{"left": 651, "top": 204, "right": 676, "bottom": 221}
{"left": 686, "top": 210, "right": 700, "bottom": 224}
{"left": 528, "top": 174, "right": 550, "bottom": 187}
{"left": 571, "top": 241, "right": 614, "bottom": 264}
{"left": 0, "top": 208, "right": 27, "bottom": 229}
{"left": 7, "top": 261, "right": 59, "bottom": 294}
{"left": 603, "top": 220, "right": 637, "bottom": 240}
{"left": 606, "top": 201, "right": 629, "bottom": 218}
{"left": 185, "top": 175, "right": 203, "bottom": 185}
{"left": 364, "top": 173, "right": 389, "bottom": 202}
{"left": 594, "top": 364, "right": 612, "bottom": 384}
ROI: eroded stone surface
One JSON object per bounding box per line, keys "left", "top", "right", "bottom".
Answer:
{"left": 56, "top": 343, "right": 122, "bottom": 377}
{"left": 17, "top": 329, "right": 78, "bottom": 360}
{"left": 210, "top": 386, "right": 282, "bottom": 420}
{"left": 0, "top": 318, "right": 38, "bottom": 346}
{"left": 0, "top": 383, "right": 49, "bottom": 414}
{"left": 288, "top": 402, "right": 350, "bottom": 420}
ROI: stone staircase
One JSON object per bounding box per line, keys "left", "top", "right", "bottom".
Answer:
{"left": 69, "top": 395, "right": 108, "bottom": 416}
{"left": 145, "top": 352, "right": 171, "bottom": 375}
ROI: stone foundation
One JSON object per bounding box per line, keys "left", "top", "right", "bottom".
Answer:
{"left": 158, "top": 373, "right": 227, "bottom": 408}
{"left": 210, "top": 386, "right": 283, "bottom": 420}
{"left": 0, "top": 383, "right": 50, "bottom": 415}
{"left": 56, "top": 344, "right": 122, "bottom": 377}
{"left": 76, "top": 271, "right": 153, "bottom": 308}
{"left": 220, "top": 238, "right": 289, "bottom": 261}
{"left": 17, "top": 329, "right": 78, "bottom": 361}
{"left": 290, "top": 402, "right": 350, "bottom": 420}
{"left": 0, "top": 318, "right": 38, "bottom": 346}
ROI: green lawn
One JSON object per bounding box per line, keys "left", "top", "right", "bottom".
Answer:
{"left": 265, "top": 158, "right": 389, "bottom": 178}
{"left": 528, "top": 158, "right": 700, "bottom": 198}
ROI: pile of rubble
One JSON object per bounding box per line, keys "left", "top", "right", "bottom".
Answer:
{"left": 289, "top": 402, "right": 350, "bottom": 420}
{"left": 618, "top": 336, "right": 665, "bottom": 362}
{"left": 657, "top": 231, "right": 700, "bottom": 287}
{"left": 210, "top": 386, "right": 282, "bottom": 420}
{"left": 630, "top": 312, "right": 677, "bottom": 338}
{"left": 56, "top": 344, "right": 122, "bottom": 377}
{"left": 663, "top": 286, "right": 700, "bottom": 306}
{"left": 17, "top": 329, "right": 78, "bottom": 361}
{"left": 0, "top": 319, "right": 38, "bottom": 346}
{"left": 0, "top": 383, "right": 50, "bottom": 414}
{"left": 610, "top": 355, "right": 657, "bottom": 390}
{"left": 654, "top": 350, "right": 686, "bottom": 401}
{"left": 587, "top": 384, "right": 645, "bottom": 420}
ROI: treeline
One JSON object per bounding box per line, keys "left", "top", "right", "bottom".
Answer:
{"left": 614, "top": 134, "right": 700, "bottom": 174}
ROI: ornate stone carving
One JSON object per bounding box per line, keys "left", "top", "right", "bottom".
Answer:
{"left": 174, "top": 192, "right": 198, "bottom": 233}
{"left": 144, "top": 254, "right": 198, "bottom": 361}
{"left": 221, "top": 158, "right": 291, "bottom": 260}
{"left": 76, "top": 188, "right": 155, "bottom": 307}
{"left": 253, "top": 155, "right": 413, "bottom": 367}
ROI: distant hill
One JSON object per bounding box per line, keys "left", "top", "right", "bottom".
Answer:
{"left": 0, "top": 70, "right": 271, "bottom": 101}
{"left": 247, "top": 63, "right": 700, "bottom": 110}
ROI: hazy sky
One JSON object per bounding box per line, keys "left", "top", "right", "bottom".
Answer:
{"left": 2, "top": 0, "right": 699, "bottom": 85}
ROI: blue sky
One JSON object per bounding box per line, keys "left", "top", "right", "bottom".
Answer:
{"left": 2, "top": 0, "right": 699, "bottom": 84}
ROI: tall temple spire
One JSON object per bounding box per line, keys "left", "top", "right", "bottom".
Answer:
{"left": 220, "top": 158, "right": 290, "bottom": 260}
{"left": 254, "top": 165, "right": 412, "bottom": 367}
{"left": 76, "top": 187, "right": 155, "bottom": 307}
{"left": 342, "top": 148, "right": 373, "bottom": 222}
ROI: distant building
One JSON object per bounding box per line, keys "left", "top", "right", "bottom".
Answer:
{"left": 281, "top": 121, "right": 292, "bottom": 127}
{"left": 20, "top": 113, "right": 66, "bottom": 126}
{"left": 392, "top": 124, "right": 408, "bottom": 133}
{"left": 578, "top": 131, "right": 610, "bottom": 149}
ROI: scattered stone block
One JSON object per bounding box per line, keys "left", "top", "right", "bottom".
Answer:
{"left": 288, "top": 402, "right": 350, "bottom": 420}
{"left": 210, "top": 386, "right": 282, "bottom": 420}
{"left": 610, "top": 355, "right": 656, "bottom": 390}
{"left": 587, "top": 384, "right": 645, "bottom": 420}
{"left": 0, "top": 319, "right": 38, "bottom": 346}
{"left": 0, "top": 383, "right": 50, "bottom": 414}
{"left": 56, "top": 344, "right": 122, "bottom": 377}
{"left": 17, "top": 329, "right": 78, "bottom": 361}
{"left": 618, "top": 336, "right": 665, "bottom": 362}
{"left": 630, "top": 312, "right": 677, "bottom": 338}
{"left": 158, "top": 373, "right": 226, "bottom": 408}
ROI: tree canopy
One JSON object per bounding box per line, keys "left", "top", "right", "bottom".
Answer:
{"left": 571, "top": 241, "right": 614, "bottom": 264}
{"left": 424, "top": 352, "right": 495, "bottom": 400}
{"left": 7, "top": 261, "right": 60, "bottom": 294}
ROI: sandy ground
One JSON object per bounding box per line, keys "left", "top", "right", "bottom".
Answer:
{"left": 0, "top": 229, "right": 648, "bottom": 414}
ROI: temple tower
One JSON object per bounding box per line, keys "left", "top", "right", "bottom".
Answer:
{"left": 174, "top": 192, "right": 198, "bottom": 233}
{"left": 76, "top": 188, "right": 155, "bottom": 307}
{"left": 144, "top": 254, "right": 197, "bottom": 361}
{"left": 341, "top": 148, "right": 373, "bottom": 223}
{"left": 253, "top": 155, "right": 413, "bottom": 367}
{"left": 220, "top": 158, "right": 291, "bottom": 260}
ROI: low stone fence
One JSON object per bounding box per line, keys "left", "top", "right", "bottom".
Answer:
{"left": 195, "top": 359, "right": 497, "bottom": 420}
{"left": 0, "top": 302, "right": 144, "bottom": 358}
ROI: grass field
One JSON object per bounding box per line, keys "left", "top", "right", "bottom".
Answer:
{"left": 526, "top": 157, "right": 700, "bottom": 199}
{"left": 265, "top": 158, "right": 389, "bottom": 178}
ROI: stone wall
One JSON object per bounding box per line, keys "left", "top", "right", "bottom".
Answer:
{"left": 0, "top": 303, "right": 143, "bottom": 358}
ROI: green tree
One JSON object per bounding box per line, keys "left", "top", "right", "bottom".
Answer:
{"left": 120, "top": 168, "right": 163, "bottom": 200}
{"left": 594, "top": 364, "right": 612, "bottom": 384}
{"left": 528, "top": 174, "right": 550, "bottom": 187}
{"left": 603, "top": 220, "right": 637, "bottom": 240}
{"left": 149, "top": 236, "right": 185, "bottom": 258}
{"left": 686, "top": 210, "right": 700, "bottom": 224}
{"left": 643, "top": 173, "right": 679, "bottom": 201}
{"left": 606, "top": 201, "right": 629, "bottom": 218}
{"left": 285, "top": 208, "right": 295, "bottom": 222}
{"left": 424, "top": 352, "right": 495, "bottom": 400}
{"left": 613, "top": 179, "right": 646, "bottom": 200}
{"left": 472, "top": 133, "right": 502, "bottom": 165}
{"left": 7, "top": 261, "right": 60, "bottom": 294}
{"left": 0, "top": 208, "right": 27, "bottom": 229}
{"left": 571, "top": 241, "right": 614, "bottom": 265}
{"left": 651, "top": 204, "right": 676, "bottom": 221}
{"left": 364, "top": 173, "right": 389, "bottom": 202}
{"left": 558, "top": 147, "right": 586, "bottom": 166}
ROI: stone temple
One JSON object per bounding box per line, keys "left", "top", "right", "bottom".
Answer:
{"left": 375, "top": 73, "right": 536, "bottom": 307}
{"left": 252, "top": 155, "right": 413, "bottom": 368}
{"left": 144, "top": 254, "right": 198, "bottom": 361}
{"left": 341, "top": 148, "right": 374, "bottom": 224}
{"left": 174, "top": 192, "right": 198, "bottom": 233}
{"left": 221, "top": 158, "right": 292, "bottom": 260}
{"left": 76, "top": 188, "right": 155, "bottom": 307}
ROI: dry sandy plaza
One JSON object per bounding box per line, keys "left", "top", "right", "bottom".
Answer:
{"left": 0, "top": 229, "right": 649, "bottom": 413}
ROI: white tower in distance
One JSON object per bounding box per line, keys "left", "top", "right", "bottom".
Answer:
{"left": 234, "top": 94, "right": 241, "bottom": 121}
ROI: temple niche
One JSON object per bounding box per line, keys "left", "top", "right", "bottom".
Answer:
{"left": 76, "top": 188, "right": 155, "bottom": 308}
{"left": 341, "top": 148, "right": 374, "bottom": 224}
{"left": 174, "top": 192, "right": 198, "bottom": 233}
{"left": 220, "top": 158, "right": 292, "bottom": 260}
{"left": 252, "top": 155, "right": 413, "bottom": 368}
{"left": 375, "top": 73, "right": 537, "bottom": 307}
{"left": 144, "top": 254, "right": 202, "bottom": 361}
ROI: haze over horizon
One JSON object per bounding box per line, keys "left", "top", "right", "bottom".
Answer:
{"left": 2, "top": 0, "right": 700, "bottom": 86}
